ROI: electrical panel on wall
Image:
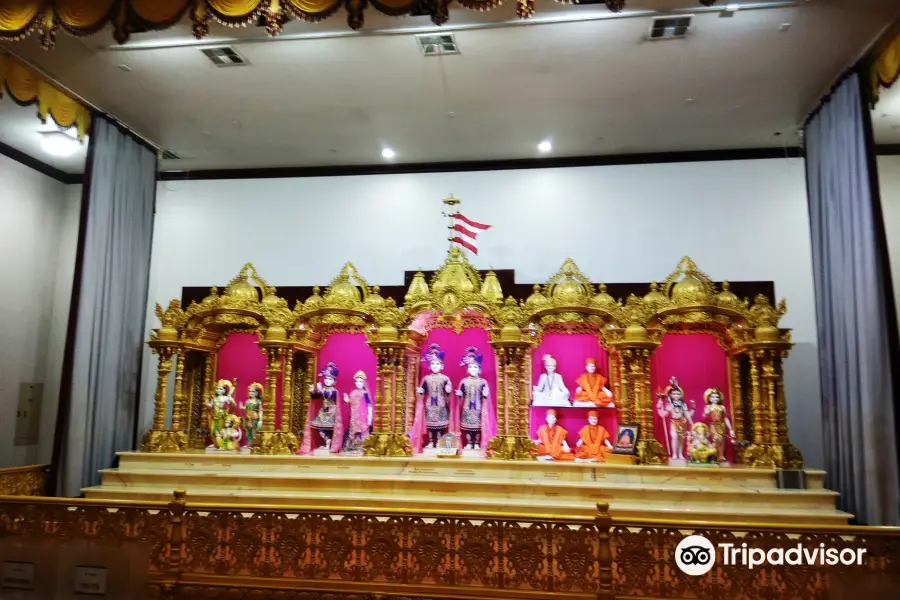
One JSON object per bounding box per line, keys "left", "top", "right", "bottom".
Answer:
{"left": 14, "top": 383, "right": 42, "bottom": 447}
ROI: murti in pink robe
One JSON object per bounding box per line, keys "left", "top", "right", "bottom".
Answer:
{"left": 343, "top": 371, "right": 372, "bottom": 451}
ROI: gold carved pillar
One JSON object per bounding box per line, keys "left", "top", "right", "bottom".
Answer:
{"left": 281, "top": 351, "right": 293, "bottom": 432}
{"left": 608, "top": 324, "right": 666, "bottom": 465}
{"left": 171, "top": 351, "right": 187, "bottom": 432}
{"left": 143, "top": 346, "right": 187, "bottom": 452}
{"left": 487, "top": 327, "right": 535, "bottom": 460}
{"left": 364, "top": 325, "right": 410, "bottom": 457}
{"left": 256, "top": 339, "right": 298, "bottom": 454}
{"left": 742, "top": 342, "right": 803, "bottom": 469}
{"left": 728, "top": 354, "right": 744, "bottom": 441}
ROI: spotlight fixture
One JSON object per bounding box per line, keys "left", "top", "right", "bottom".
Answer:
{"left": 381, "top": 147, "right": 396, "bottom": 159}
{"left": 537, "top": 140, "right": 552, "bottom": 154}
{"left": 39, "top": 130, "right": 80, "bottom": 157}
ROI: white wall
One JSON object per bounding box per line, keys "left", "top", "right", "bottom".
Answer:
{"left": 146, "top": 158, "right": 824, "bottom": 467}
{"left": 0, "top": 154, "right": 80, "bottom": 468}
{"left": 878, "top": 155, "right": 900, "bottom": 331}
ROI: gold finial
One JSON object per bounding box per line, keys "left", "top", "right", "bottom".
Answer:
{"left": 481, "top": 270, "right": 503, "bottom": 304}
{"left": 442, "top": 194, "right": 460, "bottom": 207}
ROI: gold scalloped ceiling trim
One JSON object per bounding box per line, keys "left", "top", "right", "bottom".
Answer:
{"left": 0, "top": 54, "right": 91, "bottom": 139}
{"left": 872, "top": 33, "right": 900, "bottom": 104}
{"left": 0, "top": 0, "right": 730, "bottom": 41}
{"left": 131, "top": 0, "right": 191, "bottom": 24}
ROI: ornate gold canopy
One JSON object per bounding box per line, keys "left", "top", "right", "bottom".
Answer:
{"left": 147, "top": 254, "right": 799, "bottom": 467}
{"left": 403, "top": 247, "right": 503, "bottom": 322}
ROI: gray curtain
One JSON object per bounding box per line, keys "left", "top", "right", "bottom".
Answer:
{"left": 59, "top": 117, "right": 156, "bottom": 496}
{"left": 805, "top": 72, "right": 900, "bottom": 526}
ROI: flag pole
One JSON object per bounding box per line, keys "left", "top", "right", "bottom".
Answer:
{"left": 443, "top": 194, "right": 460, "bottom": 253}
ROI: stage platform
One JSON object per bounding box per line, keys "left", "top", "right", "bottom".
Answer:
{"left": 84, "top": 452, "right": 852, "bottom": 525}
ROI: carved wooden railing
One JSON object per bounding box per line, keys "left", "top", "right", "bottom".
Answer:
{"left": 0, "top": 492, "right": 607, "bottom": 600}
{"left": 1, "top": 493, "right": 899, "bottom": 600}
{"left": 610, "top": 518, "right": 900, "bottom": 600}
{"left": 0, "top": 464, "right": 49, "bottom": 496}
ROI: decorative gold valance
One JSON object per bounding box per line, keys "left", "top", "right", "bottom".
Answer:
{"left": 0, "top": 0, "right": 725, "bottom": 41}
{"left": 872, "top": 32, "right": 900, "bottom": 103}
{"left": 0, "top": 53, "right": 91, "bottom": 139}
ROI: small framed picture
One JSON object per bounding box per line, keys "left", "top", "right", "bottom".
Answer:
{"left": 613, "top": 424, "right": 639, "bottom": 455}
{"left": 437, "top": 433, "right": 461, "bottom": 458}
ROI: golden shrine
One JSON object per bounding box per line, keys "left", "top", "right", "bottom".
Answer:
{"left": 86, "top": 250, "right": 843, "bottom": 524}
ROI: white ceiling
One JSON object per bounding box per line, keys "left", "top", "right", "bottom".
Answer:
{"left": 873, "top": 81, "right": 900, "bottom": 144}
{"left": 1, "top": 0, "right": 899, "bottom": 174}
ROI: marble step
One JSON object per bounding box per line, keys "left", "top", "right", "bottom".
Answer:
{"left": 97, "top": 468, "right": 840, "bottom": 510}
{"left": 83, "top": 484, "right": 852, "bottom": 525}
{"left": 111, "top": 452, "right": 827, "bottom": 490}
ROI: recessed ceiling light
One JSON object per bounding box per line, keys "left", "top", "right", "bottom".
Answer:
{"left": 118, "top": 64, "right": 132, "bottom": 72}
{"left": 725, "top": 3, "right": 740, "bottom": 11}
{"left": 779, "top": 23, "right": 792, "bottom": 32}
{"left": 538, "top": 140, "right": 552, "bottom": 153}
{"left": 381, "top": 147, "right": 396, "bottom": 159}
{"left": 39, "top": 131, "right": 80, "bottom": 157}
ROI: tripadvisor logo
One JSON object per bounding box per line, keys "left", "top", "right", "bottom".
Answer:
{"left": 675, "top": 535, "right": 867, "bottom": 576}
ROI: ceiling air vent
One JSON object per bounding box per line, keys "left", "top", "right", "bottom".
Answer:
{"left": 201, "top": 46, "right": 249, "bottom": 67}
{"left": 648, "top": 16, "right": 692, "bottom": 40}
{"left": 160, "top": 149, "right": 181, "bottom": 160}
{"left": 416, "top": 34, "right": 459, "bottom": 57}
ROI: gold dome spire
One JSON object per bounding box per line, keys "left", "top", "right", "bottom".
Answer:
{"left": 405, "top": 271, "right": 429, "bottom": 302}
{"left": 592, "top": 283, "right": 616, "bottom": 310}
{"left": 481, "top": 270, "right": 503, "bottom": 304}
{"left": 526, "top": 284, "right": 549, "bottom": 308}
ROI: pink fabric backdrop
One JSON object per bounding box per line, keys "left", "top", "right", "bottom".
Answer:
{"left": 651, "top": 333, "right": 733, "bottom": 461}
{"left": 300, "top": 332, "right": 378, "bottom": 454}
{"left": 216, "top": 332, "right": 280, "bottom": 446}
{"left": 529, "top": 333, "right": 615, "bottom": 449}
{"left": 411, "top": 327, "right": 497, "bottom": 453}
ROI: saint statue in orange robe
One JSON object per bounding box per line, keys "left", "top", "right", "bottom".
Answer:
{"left": 575, "top": 410, "right": 613, "bottom": 461}
{"left": 574, "top": 358, "right": 615, "bottom": 407}
{"left": 534, "top": 409, "right": 575, "bottom": 461}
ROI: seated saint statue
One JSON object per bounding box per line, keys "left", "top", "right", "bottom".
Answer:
{"left": 533, "top": 354, "right": 571, "bottom": 407}
{"left": 688, "top": 422, "right": 718, "bottom": 464}
{"left": 575, "top": 410, "right": 613, "bottom": 462}
{"left": 574, "top": 358, "right": 615, "bottom": 408}
{"left": 534, "top": 409, "right": 574, "bottom": 461}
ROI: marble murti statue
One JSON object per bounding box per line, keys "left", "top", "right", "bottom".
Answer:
{"left": 206, "top": 379, "right": 237, "bottom": 450}
{"left": 534, "top": 409, "right": 574, "bottom": 461}
{"left": 703, "top": 387, "right": 734, "bottom": 462}
{"left": 455, "top": 346, "right": 491, "bottom": 450}
{"left": 533, "top": 354, "right": 570, "bottom": 406}
{"left": 308, "top": 362, "right": 345, "bottom": 453}
{"left": 575, "top": 410, "right": 613, "bottom": 462}
{"left": 412, "top": 344, "right": 456, "bottom": 451}
{"left": 241, "top": 382, "right": 264, "bottom": 447}
{"left": 343, "top": 371, "right": 373, "bottom": 452}
{"left": 574, "top": 357, "right": 615, "bottom": 407}
{"left": 214, "top": 414, "right": 242, "bottom": 451}
{"left": 688, "top": 422, "right": 718, "bottom": 464}
{"left": 656, "top": 377, "right": 695, "bottom": 460}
